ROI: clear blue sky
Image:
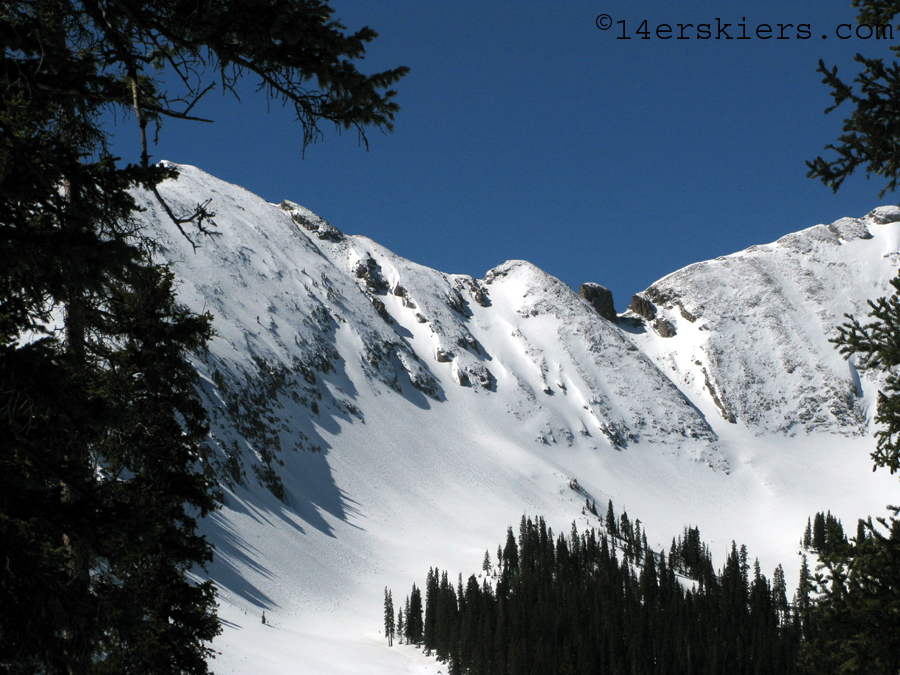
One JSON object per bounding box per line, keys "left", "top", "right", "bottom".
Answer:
{"left": 110, "top": 0, "right": 898, "bottom": 311}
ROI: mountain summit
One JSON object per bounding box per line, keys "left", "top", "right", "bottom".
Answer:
{"left": 140, "top": 165, "right": 898, "bottom": 674}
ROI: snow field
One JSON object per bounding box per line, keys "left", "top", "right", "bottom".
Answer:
{"left": 138, "top": 166, "right": 900, "bottom": 673}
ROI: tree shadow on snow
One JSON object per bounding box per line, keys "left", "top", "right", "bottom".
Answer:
{"left": 205, "top": 510, "right": 279, "bottom": 611}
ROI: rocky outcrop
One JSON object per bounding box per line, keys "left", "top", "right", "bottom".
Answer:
{"left": 679, "top": 306, "right": 697, "bottom": 323}
{"left": 435, "top": 348, "right": 453, "bottom": 363}
{"left": 370, "top": 297, "right": 393, "bottom": 324}
{"left": 867, "top": 205, "right": 900, "bottom": 224}
{"left": 453, "top": 362, "right": 496, "bottom": 390}
{"left": 652, "top": 318, "right": 676, "bottom": 338}
{"left": 280, "top": 200, "right": 345, "bottom": 242}
{"left": 700, "top": 365, "right": 736, "bottom": 424}
{"left": 457, "top": 277, "right": 491, "bottom": 307}
{"left": 579, "top": 283, "right": 616, "bottom": 321}
{"left": 629, "top": 293, "right": 656, "bottom": 320}
{"left": 354, "top": 256, "right": 388, "bottom": 293}
{"left": 393, "top": 284, "right": 417, "bottom": 308}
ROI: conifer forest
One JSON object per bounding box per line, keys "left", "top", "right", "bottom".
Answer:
{"left": 387, "top": 502, "right": 854, "bottom": 675}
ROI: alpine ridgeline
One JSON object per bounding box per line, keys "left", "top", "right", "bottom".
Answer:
{"left": 139, "top": 165, "right": 900, "bottom": 674}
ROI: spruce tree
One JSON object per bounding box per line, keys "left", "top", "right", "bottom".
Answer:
{"left": 807, "top": 0, "right": 900, "bottom": 198}
{"left": 795, "top": 554, "right": 815, "bottom": 639}
{"left": 606, "top": 500, "right": 617, "bottom": 536}
{"left": 1, "top": 1, "right": 407, "bottom": 671}
{"left": 384, "top": 588, "right": 395, "bottom": 647}
{"left": 403, "top": 518, "right": 801, "bottom": 675}
{"left": 408, "top": 584, "right": 423, "bottom": 644}
{"left": 804, "top": 10, "right": 900, "bottom": 660}
{"left": 856, "top": 518, "right": 868, "bottom": 544}
{"left": 813, "top": 512, "right": 827, "bottom": 551}
{"left": 403, "top": 595, "right": 412, "bottom": 643}
{"left": 772, "top": 565, "right": 790, "bottom": 626}
{"left": 832, "top": 275, "right": 900, "bottom": 474}
{"left": 91, "top": 265, "right": 219, "bottom": 673}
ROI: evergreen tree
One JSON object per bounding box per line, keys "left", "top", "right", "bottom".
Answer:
{"left": 811, "top": 72, "right": 900, "bottom": 663}
{"left": 802, "top": 509, "right": 900, "bottom": 675}
{"left": 403, "top": 595, "right": 412, "bottom": 643}
{"left": 384, "top": 588, "right": 395, "bottom": 647}
{"left": 812, "top": 512, "right": 827, "bottom": 551}
{"left": 503, "top": 526, "right": 518, "bottom": 574}
{"left": 424, "top": 568, "right": 437, "bottom": 652}
{"left": 795, "top": 554, "right": 815, "bottom": 639}
{"left": 408, "top": 584, "right": 424, "bottom": 644}
{"left": 606, "top": 500, "right": 617, "bottom": 536}
{"left": 90, "top": 265, "right": 219, "bottom": 674}
{"left": 807, "top": 0, "right": 900, "bottom": 198}
{"left": 856, "top": 518, "right": 868, "bottom": 544}
{"left": 833, "top": 267, "right": 900, "bottom": 475}
{"left": 772, "top": 564, "right": 790, "bottom": 626}
{"left": 402, "top": 518, "right": 801, "bottom": 675}
{"left": 1, "top": 1, "right": 407, "bottom": 671}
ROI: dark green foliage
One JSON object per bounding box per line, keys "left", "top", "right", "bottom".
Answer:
{"left": 90, "top": 265, "right": 220, "bottom": 674}
{"left": 384, "top": 588, "right": 395, "bottom": 647}
{"left": 393, "top": 512, "right": 800, "bottom": 675}
{"left": 605, "top": 499, "right": 616, "bottom": 535}
{"left": 2, "top": 0, "right": 406, "bottom": 671}
{"left": 795, "top": 554, "right": 816, "bottom": 641}
{"left": 502, "top": 526, "right": 518, "bottom": 575}
{"left": 669, "top": 524, "right": 716, "bottom": 588}
{"left": 806, "top": 0, "right": 900, "bottom": 197}
{"left": 809, "top": 3, "right": 900, "bottom": 664}
{"left": 815, "top": 0, "right": 900, "bottom": 475}
{"left": 815, "top": 152, "right": 900, "bottom": 669}
{"left": 804, "top": 511, "right": 848, "bottom": 556}
{"left": 1, "top": 262, "right": 220, "bottom": 673}
{"left": 800, "top": 509, "right": 900, "bottom": 675}
{"left": 834, "top": 274, "right": 900, "bottom": 474}
{"left": 813, "top": 512, "right": 827, "bottom": 551}
{"left": 405, "top": 584, "right": 423, "bottom": 645}
{"left": 821, "top": 197, "right": 900, "bottom": 671}
{"left": 772, "top": 564, "right": 790, "bottom": 626}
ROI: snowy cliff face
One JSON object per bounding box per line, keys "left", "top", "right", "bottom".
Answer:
{"left": 136, "top": 165, "right": 900, "bottom": 675}
{"left": 626, "top": 208, "right": 900, "bottom": 436}
{"left": 139, "top": 164, "right": 725, "bottom": 499}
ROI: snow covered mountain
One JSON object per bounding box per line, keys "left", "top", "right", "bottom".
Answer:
{"left": 139, "top": 165, "right": 899, "bottom": 674}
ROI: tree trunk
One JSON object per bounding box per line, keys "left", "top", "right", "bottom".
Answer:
{"left": 60, "top": 105, "right": 93, "bottom": 674}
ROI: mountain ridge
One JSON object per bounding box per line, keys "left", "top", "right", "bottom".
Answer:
{"left": 139, "top": 164, "right": 899, "bottom": 674}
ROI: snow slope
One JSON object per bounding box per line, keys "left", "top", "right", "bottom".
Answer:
{"left": 628, "top": 211, "right": 900, "bottom": 436}
{"left": 138, "top": 165, "right": 899, "bottom": 674}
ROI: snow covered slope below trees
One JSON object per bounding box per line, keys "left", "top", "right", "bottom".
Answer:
{"left": 138, "top": 165, "right": 899, "bottom": 674}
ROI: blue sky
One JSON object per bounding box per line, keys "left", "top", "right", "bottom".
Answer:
{"left": 111, "top": 0, "right": 899, "bottom": 311}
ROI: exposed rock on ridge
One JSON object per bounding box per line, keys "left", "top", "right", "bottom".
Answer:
{"left": 627, "top": 212, "right": 891, "bottom": 435}
{"left": 138, "top": 164, "right": 898, "bottom": 499}
{"left": 579, "top": 283, "right": 616, "bottom": 320}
